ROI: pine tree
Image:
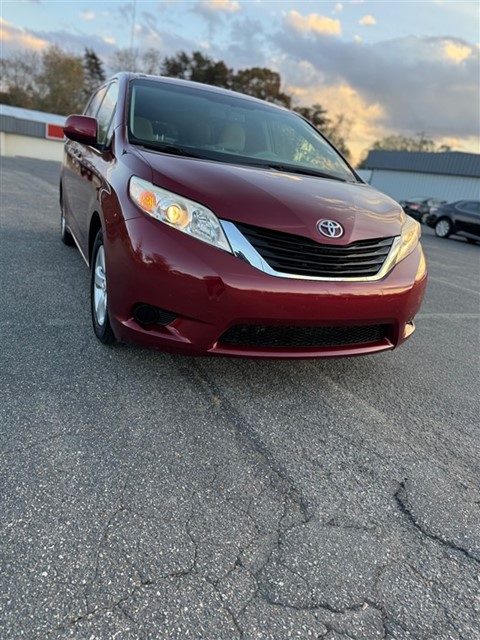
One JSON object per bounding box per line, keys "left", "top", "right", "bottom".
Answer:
{"left": 83, "top": 48, "right": 106, "bottom": 100}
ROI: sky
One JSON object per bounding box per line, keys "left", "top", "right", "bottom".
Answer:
{"left": 1, "top": 0, "right": 479, "bottom": 163}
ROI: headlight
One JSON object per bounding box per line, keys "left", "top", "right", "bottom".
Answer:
{"left": 129, "top": 177, "right": 232, "bottom": 253}
{"left": 394, "top": 215, "right": 421, "bottom": 265}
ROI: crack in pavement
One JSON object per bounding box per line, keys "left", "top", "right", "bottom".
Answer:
{"left": 185, "top": 361, "right": 313, "bottom": 524}
{"left": 1, "top": 431, "right": 75, "bottom": 456}
{"left": 395, "top": 480, "right": 480, "bottom": 565}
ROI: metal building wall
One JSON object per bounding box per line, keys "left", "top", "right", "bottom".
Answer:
{"left": 0, "top": 115, "right": 45, "bottom": 137}
{"left": 369, "top": 170, "right": 480, "bottom": 202}
{"left": 366, "top": 150, "right": 480, "bottom": 178}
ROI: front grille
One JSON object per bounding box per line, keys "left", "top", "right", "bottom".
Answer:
{"left": 234, "top": 222, "right": 395, "bottom": 278}
{"left": 220, "top": 324, "right": 389, "bottom": 348}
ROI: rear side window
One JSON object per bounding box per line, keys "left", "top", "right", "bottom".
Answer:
{"left": 462, "top": 202, "right": 480, "bottom": 214}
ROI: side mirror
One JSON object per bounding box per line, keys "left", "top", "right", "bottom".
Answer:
{"left": 64, "top": 115, "right": 97, "bottom": 145}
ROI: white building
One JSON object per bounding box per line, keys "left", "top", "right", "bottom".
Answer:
{"left": 362, "top": 150, "right": 480, "bottom": 202}
{"left": 0, "top": 104, "right": 65, "bottom": 162}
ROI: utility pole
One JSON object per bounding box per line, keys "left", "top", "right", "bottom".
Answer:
{"left": 129, "top": 0, "right": 137, "bottom": 71}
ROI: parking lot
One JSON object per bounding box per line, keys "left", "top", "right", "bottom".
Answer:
{"left": 1, "top": 156, "right": 479, "bottom": 639}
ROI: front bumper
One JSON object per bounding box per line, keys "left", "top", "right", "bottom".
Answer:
{"left": 104, "top": 215, "right": 427, "bottom": 358}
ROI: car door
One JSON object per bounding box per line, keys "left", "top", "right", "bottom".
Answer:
{"left": 63, "top": 85, "right": 108, "bottom": 247}
{"left": 63, "top": 82, "right": 118, "bottom": 255}
{"left": 455, "top": 201, "right": 480, "bottom": 237}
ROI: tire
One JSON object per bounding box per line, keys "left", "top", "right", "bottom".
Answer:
{"left": 90, "top": 230, "right": 116, "bottom": 345}
{"left": 60, "top": 201, "right": 75, "bottom": 246}
{"left": 434, "top": 217, "right": 452, "bottom": 238}
{"left": 420, "top": 212, "right": 429, "bottom": 225}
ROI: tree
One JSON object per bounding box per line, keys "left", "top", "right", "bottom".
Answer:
{"left": 83, "top": 48, "right": 106, "bottom": 99}
{"left": 295, "top": 105, "right": 352, "bottom": 160}
{"left": 141, "top": 49, "right": 164, "bottom": 75}
{"left": 372, "top": 133, "right": 438, "bottom": 153}
{"left": 161, "top": 50, "right": 232, "bottom": 88}
{"left": 108, "top": 47, "right": 164, "bottom": 74}
{"left": 0, "top": 50, "right": 41, "bottom": 109}
{"left": 0, "top": 46, "right": 86, "bottom": 114}
{"left": 437, "top": 143, "right": 453, "bottom": 153}
{"left": 357, "top": 133, "right": 452, "bottom": 167}
{"left": 160, "top": 53, "right": 293, "bottom": 107}
{"left": 108, "top": 48, "right": 138, "bottom": 73}
{"left": 322, "top": 114, "right": 352, "bottom": 161}
{"left": 294, "top": 104, "right": 329, "bottom": 129}
{"left": 36, "top": 46, "right": 85, "bottom": 114}
{"left": 232, "top": 68, "right": 291, "bottom": 108}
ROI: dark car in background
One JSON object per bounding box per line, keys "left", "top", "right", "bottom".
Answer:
{"left": 59, "top": 72, "right": 427, "bottom": 358}
{"left": 426, "top": 200, "right": 480, "bottom": 243}
{"left": 399, "top": 197, "right": 447, "bottom": 224}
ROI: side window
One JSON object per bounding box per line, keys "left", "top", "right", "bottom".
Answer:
{"left": 463, "top": 202, "right": 480, "bottom": 214}
{"left": 96, "top": 82, "right": 119, "bottom": 148}
{"left": 84, "top": 86, "right": 107, "bottom": 117}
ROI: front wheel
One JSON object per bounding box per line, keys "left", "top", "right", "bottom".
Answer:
{"left": 90, "top": 230, "right": 115, "bottom": 345}
{"left": 434, "top": 218, "right": 452, "bottom": 238}
{"left": 420, "top": 212, "right": 429, "bottom": 225}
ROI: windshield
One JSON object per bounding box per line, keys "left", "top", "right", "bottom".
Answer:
{"left": 128, "top": 79, "right": 358, "bottom": 183}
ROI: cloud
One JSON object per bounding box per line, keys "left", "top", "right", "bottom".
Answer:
{"left": 444, "top": 41, "right": 472, "bottom": 63}
{"left": 197, "top": 0, "right": 240, "bottom": 14}
{"left": 192, "top": 0, "right": 241, "bottom": 36}
{"left": 128, "top": 10, "right": 201, "bottom": 55}
{"left": 223, "top": 17, "right": 268, "bottom": 67}
{"left": 359, "top": 15, "right": 376, "bottom": 26}
{"left": 191, "top": 0, "right": 241, "bottom": 19}
{"left": 0, "top": 18, "right": 117, "bottom": 59}
{"left": 0, "top": 17, "right": 48, "bottom": 51}
{"left": 436, "top": 134, "right": 480, "bottom": 155}
{"left": 274, "top": 29, "right": 480, "bottom": 141}
{"left": 335, "top": 3, "right": 343, "bottom": 12}
{"left": 286, "top": 11, "right": 341, "bottom": 36}
{"left": 281, "top": 58, "right": 387, "bottom": 164}
{"left": 79, "top": 11, "right": 95, "bottom": 21}
{"left": 298, "top": 83, "right": 388, "bottom": 164}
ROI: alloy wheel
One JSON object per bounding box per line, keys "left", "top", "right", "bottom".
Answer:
{"left": 435, "top": 218, "right": 451, "bottom": 238}
{"left": 93, "top": 245, "right": 107, "bottom": 326}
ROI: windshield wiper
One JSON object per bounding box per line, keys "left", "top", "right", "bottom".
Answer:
{"left": 255, "top": 162, "right": 351, "bottom": 182}
{"left": 131, "top": 139, "right": 206, "bottom": 159}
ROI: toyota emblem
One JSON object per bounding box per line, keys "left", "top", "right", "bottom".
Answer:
{"left": 317, "top": 219, "right": 344, "bottom": 239}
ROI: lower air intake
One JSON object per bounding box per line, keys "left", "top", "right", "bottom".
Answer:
{"left": 219, "top": 324, "right": 389, "bottom": 348}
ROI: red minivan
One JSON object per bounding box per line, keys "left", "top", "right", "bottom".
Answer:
{"left": 60, "top": 73, "right": 427, "bottom": 358}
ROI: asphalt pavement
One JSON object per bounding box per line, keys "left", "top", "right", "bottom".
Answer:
{"left": 1, "top": 156, "right": 479, "bottom": 640}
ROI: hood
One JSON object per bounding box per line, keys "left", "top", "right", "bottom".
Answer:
{"left": 136, "top": 150, "right": 404, "bottom": 244}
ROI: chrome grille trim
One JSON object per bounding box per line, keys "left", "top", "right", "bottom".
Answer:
{"left": 221, "top": 220, "right": 402, "bottom": 282}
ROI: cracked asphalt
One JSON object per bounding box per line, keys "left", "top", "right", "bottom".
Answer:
{"left": 1, "top": 156, "right": 479, "bottom": 640}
